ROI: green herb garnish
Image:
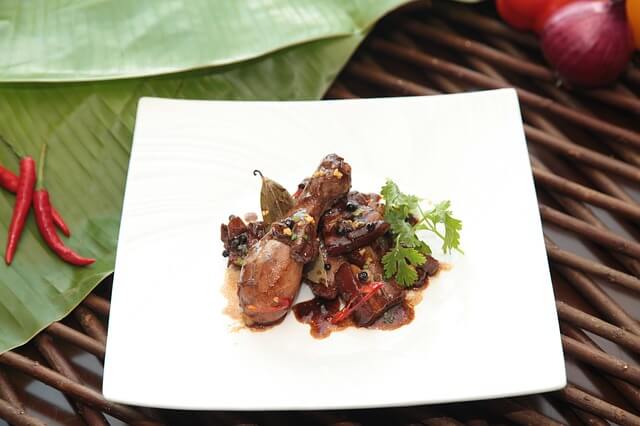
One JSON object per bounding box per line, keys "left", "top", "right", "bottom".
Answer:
{"left": 381, "top": 179, "right": 463, "bottom": 287}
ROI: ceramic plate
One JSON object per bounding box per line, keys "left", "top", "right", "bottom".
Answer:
{"left": 103, "top": 90, "right": 565, "bottom": 410}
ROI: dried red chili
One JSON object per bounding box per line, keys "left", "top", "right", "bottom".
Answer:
{"left": 0, "top": 164, "right": 70, "bottom": 236}
{"left": 33, "top": 189, "right": 94, "bottom": 266}
{"left": 330, "top": 281, "right": 385, "bottom": 324}
{"left": 5, "top": 158, "right": 36, "bottom": 264}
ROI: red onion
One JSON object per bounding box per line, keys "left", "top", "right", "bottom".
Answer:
{"left": 540, "top": 0, "right": 634, "bottom": 87}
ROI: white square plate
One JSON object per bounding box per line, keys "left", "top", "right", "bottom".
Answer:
{"left": 103, "top": 90, "right": 565, "bottom": 410}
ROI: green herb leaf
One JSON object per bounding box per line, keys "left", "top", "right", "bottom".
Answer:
{"left": 380, "top": 179, "right": 463, "bottom": 287}
{"left": 443, "top": 211, "right": 463, "bottom": 254}
{"left": 381, "top": 180, "right": 402, "bottom": 206}
{"left": 415, "top": 240, "right": 432, "bottom": 256}
{"left": 424, "top": 200, "right": 464, "bottom": 254}
{"left": 425, "top": 200, "right": 451, "bottom": 224}
{"left": 382, "top": 247, "right": 424, "bottom": 287}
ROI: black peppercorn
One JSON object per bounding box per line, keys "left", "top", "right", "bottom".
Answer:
{"left": 238, "top": 233, "right": 248, "bottom": 244}
{"left": 284, "top": 218, "right": 294, "bottom": 229}
{"left": 324, "top": 263, "right": 331, "bottom": 271}
{"left": 358, "top": 271, "right": 368, "bottom": 282}
{"left": 298, "top": 182, "right": 306, "bottom": 189}
{"left": 366, "top": 222, "right": 375, "bottom": 231}
{"left": 346, "top": 202, "right": 357, "bottom": 212}
{"left": 230, "top": 238, "right": 240, "bottom": 248}
{"left": 222, "top": 250, "right": 229, "bottom": 257}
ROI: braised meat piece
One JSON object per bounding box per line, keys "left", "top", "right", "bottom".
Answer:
{"left": 412, "top": 255, "right": 440, "bottom": 289}
{"left": 322, "top": 192, "right": 390, "bottom": 256}
{"left": 238, "top": 154, "right": 352, "bottom": 326}
{"left": 220, "top": 216, "right": 266, "bottom": 267}
{"left": 334, "top": 262, "right": 404, "bottom": 326}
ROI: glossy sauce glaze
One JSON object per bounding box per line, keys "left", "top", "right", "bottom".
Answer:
{"left": 369, "top": 301, "right": 414, "bottom": 330}
{"left": 224, "top": 262, "right": 444, "bottom": 337}
{"left": 292, "top": 297, "right": 347, "bottom": 339}
{"left": 292, "top": 281, "right": 429, "bottom": 338}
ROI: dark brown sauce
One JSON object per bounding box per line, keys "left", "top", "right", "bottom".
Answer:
{"left": 291, "top": 265, "right": 445, "bottom": 338}
{"left": 224, "top": 262, "right": 449, "bottom": 338}
{"left": 292, "top": 297, "right": 352, "bottom": 338}
{"left": 292, "top": 297, "right": 416, "bottom": 338}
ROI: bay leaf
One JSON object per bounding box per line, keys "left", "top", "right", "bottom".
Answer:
{"left": 304, "top": 250, "right": 328, "bottom": 286}
{"left": 255, "top": 170, "right": 294, "bottom": 226}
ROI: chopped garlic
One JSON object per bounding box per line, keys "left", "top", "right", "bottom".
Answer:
{"left": 333, "top": 169, "right": 343, "bottom": 179}
{"left": 283, "top": 227, "right": 292, "bottom": 236}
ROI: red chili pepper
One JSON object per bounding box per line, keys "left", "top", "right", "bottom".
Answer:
{"left": 330, "top": 281, "right": 385, "bottom": 324}
{"left": 5, "top": 158, "right": 36, "bottom": 264}
{"left": 49, "top": 208, "right": 71, "bottom": 237}
{"left": 0, "top": 164, "right": 70, "bottom": 236}
{"left": 293, "top": 186, "right": 304, "bottom": 199}
{"left": 33, "top": 190, "right": 95, "bottom": 266}
{"left": 0, "top": 165, "right": 17, "bottom": 190}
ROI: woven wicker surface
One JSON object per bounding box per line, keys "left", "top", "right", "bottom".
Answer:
{"left": 1, "top": 2, "right": 639, "bottom": 425}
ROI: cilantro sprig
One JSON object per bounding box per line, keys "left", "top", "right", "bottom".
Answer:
{"left": 381, "top": 179, "right": 463, "bottom": 287}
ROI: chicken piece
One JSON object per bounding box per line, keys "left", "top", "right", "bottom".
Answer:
{"left": 322, "top": 192, "right": 390, "bottom": 256}
{"left": 238, "top": 154, "right": 352, "bottom": 326}
{"left": 411, "top": 254, "right": 440, "bottom": 289}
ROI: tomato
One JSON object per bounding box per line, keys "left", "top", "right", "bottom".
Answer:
{"left": 496, "top": 0, "right": 541, "bottom": 30}
{"left": 628, "top": 0, "right": 640, "bottom": 50}
{"left": 533, "top": 0, "right": 579, "bottom": 33}
{"left": 496, "top": 0, "right": 580, "bottom": 33}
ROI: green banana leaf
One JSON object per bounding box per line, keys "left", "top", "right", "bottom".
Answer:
{"left": 0, "top": 1, "right": 413, "bottom": 354}
{"left": 0, "top": 0, "right": 406, "bottom": 82}
{"left": 0, "top": 35, "right": 362, "bottom": 353}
